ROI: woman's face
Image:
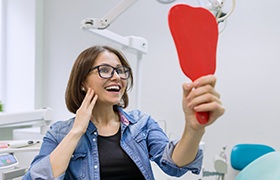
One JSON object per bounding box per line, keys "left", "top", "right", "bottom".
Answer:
{"left": 83, "top": 51, "right": 128, "bottom": 107}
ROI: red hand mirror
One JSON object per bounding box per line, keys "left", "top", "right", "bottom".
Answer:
{"left": 168, "top": 4, "right": 218, "bottom": 124}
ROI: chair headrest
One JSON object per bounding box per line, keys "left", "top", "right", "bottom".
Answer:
{"left": 230, "top": 144, "right": 275, "bottom": 171}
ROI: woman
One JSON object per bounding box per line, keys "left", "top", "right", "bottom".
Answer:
{"left": 23, "top": 45, "right": 224, "bottom": 179}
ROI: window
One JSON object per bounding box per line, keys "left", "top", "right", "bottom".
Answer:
{"left": 0, "top": 0, "right": 41, "bottom": 112}
{"left": 0, "top": 0, "right": 5, "bottom": 104}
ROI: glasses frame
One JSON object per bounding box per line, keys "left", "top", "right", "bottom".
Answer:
{"left": 89, "top": 64, "right": 131, "bottom": 80}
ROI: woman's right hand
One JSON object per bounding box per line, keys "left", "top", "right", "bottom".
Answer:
{"left": 72, "top": 88, "right": 98, "bottom": 135}
{"left": 50, "top": 88, "right": 98, "bottom": 178}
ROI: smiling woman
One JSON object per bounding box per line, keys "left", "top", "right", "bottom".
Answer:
{"left": 22, "top": 45, "right": 225, "bottom": 180}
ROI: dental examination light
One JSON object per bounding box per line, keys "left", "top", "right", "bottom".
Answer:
{"left": 157, "top": 0, "right": 236, "bottom": 22}
{"left": 198, "top": 0, "right": 236, "bottom": 33}
{"left": 81, "top": 0, "right": 148, "bottom": 109}
{"left": 198, "top": 0, "right": 236, "bottom": 23}
{"left": 158, "top": 0, "right": 236, "bottom": 32}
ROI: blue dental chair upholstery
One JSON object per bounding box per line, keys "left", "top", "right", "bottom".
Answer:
{"left": 231, "top": 144, "right": 280, "bottom": 180}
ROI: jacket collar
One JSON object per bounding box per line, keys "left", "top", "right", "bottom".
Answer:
{"left": 85, "top": 106, "right": 136, "bottom": 134}
{"left": 116, "top": 106, "right": 137, "bottom": 124}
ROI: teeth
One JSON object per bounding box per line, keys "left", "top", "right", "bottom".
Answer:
{"left": 105, "top": 86, "right": 120, "bottom": 91}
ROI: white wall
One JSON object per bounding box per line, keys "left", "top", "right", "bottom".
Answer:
{"left": 40, "top": 0, "right": 280, "bottom": 179}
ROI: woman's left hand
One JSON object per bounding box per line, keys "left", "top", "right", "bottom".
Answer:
{"left": 182, "top": 75, "right": 225, "bottom": 130}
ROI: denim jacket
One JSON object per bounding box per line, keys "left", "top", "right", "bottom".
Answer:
{"left": 23, "top": 107, "right": 203, "bottom": 180}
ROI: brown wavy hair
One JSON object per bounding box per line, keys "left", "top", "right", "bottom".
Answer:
{"left": 65, "top": 45, "right": 134, "bottom": 114}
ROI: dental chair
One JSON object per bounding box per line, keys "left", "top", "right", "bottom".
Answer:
{"left": 231, "top": 144, "right": 280, "bottom": 180}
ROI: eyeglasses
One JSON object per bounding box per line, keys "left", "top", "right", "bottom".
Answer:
{"left": 89, "top": 64, "right": 130, "bottom": 80}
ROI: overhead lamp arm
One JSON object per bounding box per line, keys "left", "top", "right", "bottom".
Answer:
{"left": 82, "top": 0, "right": 137, "bottom": 29}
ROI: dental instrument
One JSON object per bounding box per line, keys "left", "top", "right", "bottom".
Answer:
{"left": 0, "top": 108, "right": 51, "bottom": 179}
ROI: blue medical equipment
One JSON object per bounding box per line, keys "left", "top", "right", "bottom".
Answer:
{"left": 231, "top": 144, "right": 280, "bottom": 180}
{"left": 231, "top": 144, "right": 275, "bottom": 171}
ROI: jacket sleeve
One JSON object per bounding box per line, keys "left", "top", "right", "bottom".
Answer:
{"left": 22, "top": 155, "right": 65, "bottom": 180}
{"left": 146, "top": 116, "right": 203, "bottom": 177}
{"left": 159, "top": 139, "right": 203, "bottom": 177}
{"left": 22, "top": 123, "right": 66, "bottom": 180}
